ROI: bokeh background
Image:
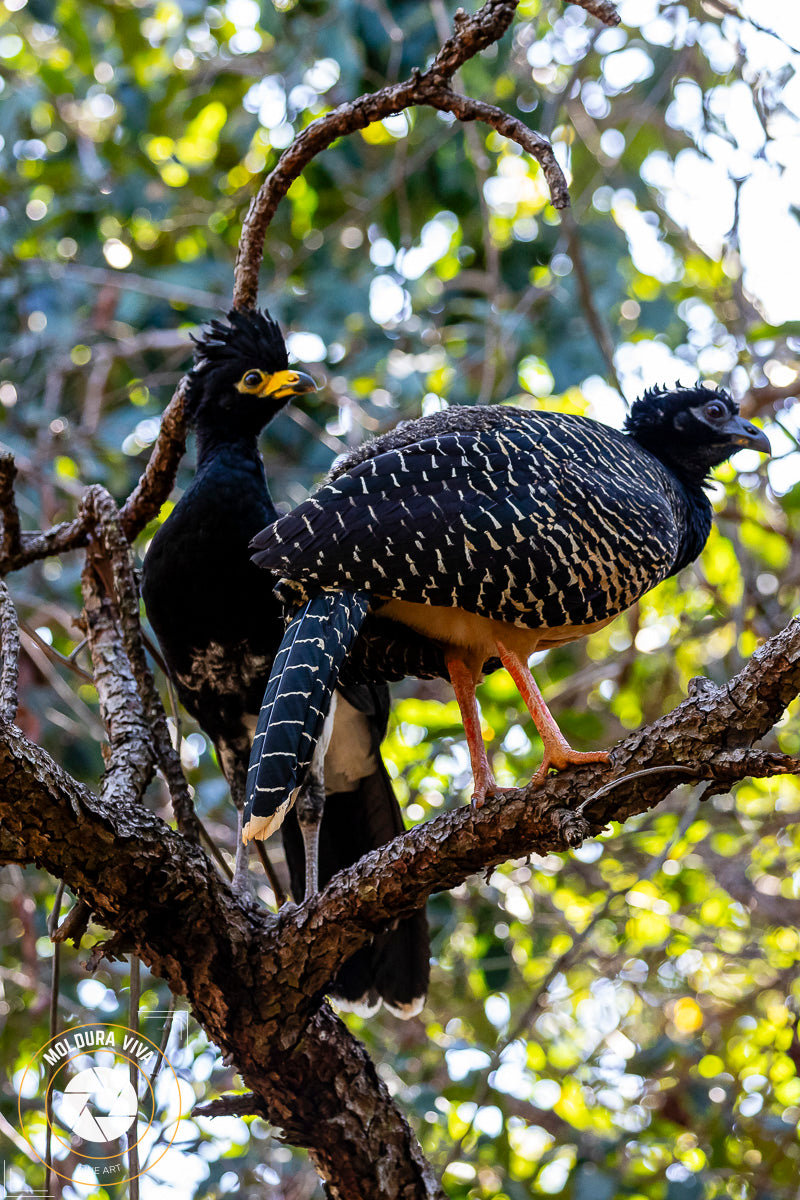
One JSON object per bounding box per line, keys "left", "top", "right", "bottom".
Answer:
{"left": 1, "top": 0, "right": 800, "bottom": 1196}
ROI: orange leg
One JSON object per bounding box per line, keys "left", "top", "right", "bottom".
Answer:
{"left": 495, "top": 640, "right": 610, "bottom": 786}
{"left": 446, "top": 652, "right": 510, "bottom": 807}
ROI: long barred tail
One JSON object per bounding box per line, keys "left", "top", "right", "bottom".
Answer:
{"left": 242, "top": 590, "right": 370, "bottom": 843}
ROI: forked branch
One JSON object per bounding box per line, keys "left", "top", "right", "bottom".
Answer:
{"left": 233, "top": 0, "right": 586, "bottom": 309}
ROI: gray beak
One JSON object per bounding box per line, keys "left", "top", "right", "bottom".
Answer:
{"left": 723, "top": 414, "right": 771, "bottom": 456}
{"left": 289, "top": 370, "right": 319, "bottom": 396}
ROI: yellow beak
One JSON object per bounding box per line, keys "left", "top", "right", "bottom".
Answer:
{"left": 262, "top": 369, "right": 318, "bottom": 399}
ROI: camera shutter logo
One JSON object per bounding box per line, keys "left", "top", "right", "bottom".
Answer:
{"left": 16, "top": 1022, "right": 184, "bottom": 1186}
{"left": 56, "top": 1066, "right": 139, "bottom": 1142}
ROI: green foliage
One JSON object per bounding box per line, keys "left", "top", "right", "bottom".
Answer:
{"left": 1, "top": 0, "right": 799, "bottom": 1196}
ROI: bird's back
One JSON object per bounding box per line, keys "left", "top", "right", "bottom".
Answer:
{"left": 252, "top": 404, "right": 694, "bottom": 639}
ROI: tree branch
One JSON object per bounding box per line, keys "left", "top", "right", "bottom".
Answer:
{"left": 741, "top": 378, "right": 800, "bottom": 418}
{"left": 233, "top": 0, "right": 571, "bottom": 310}
{"left": 82, "top": 485, "right": 200, "bottom": 839}
{"left": 119, "top": 379, "right": 190, "bottom": 542}
{"left": 565, "top": 0, "right": 620, "bottom": 23}
{"left": 0, "top": 580, "right": 20, "bottom": 724}
{"left": 0, "top": 380, "right": 189, "bottom": 577}
{"left": 0, "top": 453, "right": 22, "bottom": 566}
{"left": 0, "top": 616, "right": 797, "bottom": 1195}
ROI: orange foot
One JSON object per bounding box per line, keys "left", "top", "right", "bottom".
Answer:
{"left": 470, "top": 763, "right": 516, "bottom": 809}
{"left": 529, "top": 745, "right": 611, "bottom": 788}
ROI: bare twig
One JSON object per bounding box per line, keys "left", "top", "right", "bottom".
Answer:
{"left": 233, "top": 0, "right": 569, "bottom": 310}
{"left": 741, "top": 378, "right": 800, "bottom": 419}
{"left": 254, "top": 839, "right": 287, "bottom": 907}
{"left": 127, "top": 957, "right": 141, "bottom": 1200}
{"left": 193, "top": 1092, "right": 267, "bottom": 1119}
{"left": 198, "top": 821, "right": 235, "bottom": 882}
{"left": 565, "top": 0, "right": 620, "bottom": 23}
{"left": 45, "top": 881, "right": 65, "bottom": 1200}
{"left": 82, "top": 329, "right": 191, "bottom": 435}
{"left": 576, "top": 763, "right": 700, "bottom": 814}
{"left": 0, "top": 580, "right": 20, "bottom": 724}
{"left": 52, "top": 897, "right": 93, "bottom": 945}
{"left": 147, "top": 993, "right": 177, "bottom": 1094}
{"left": 22, "top": 258, "right": 226, "bottom": 309}
{"left": 562, "top": 207, "right": 623, "bottom": 394}
{"left": 20, "top": 619, "right": 94, "bottom": 685}
{"left": 19, "top": 626, "right": 105, "bottom": 738}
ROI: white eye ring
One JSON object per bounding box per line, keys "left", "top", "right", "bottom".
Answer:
{"left": 704, "top": 401, "right": 726, "bottom": 420}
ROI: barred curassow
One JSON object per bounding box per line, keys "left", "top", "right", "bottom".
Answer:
{"left": 141, "top": 309, "right": 430, "bottom": 1018}
{"left": 242, "top": 385, "right": 770, "bottom": 841}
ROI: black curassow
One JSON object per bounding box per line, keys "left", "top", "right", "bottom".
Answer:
{"left": 141, "top": 309, "right": 429, "bottom": 1018}
{"left": 242, "top": 385, "right": 770, "bottom": 841}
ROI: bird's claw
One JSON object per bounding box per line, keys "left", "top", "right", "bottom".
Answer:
{"left": 470, "top": 776, "right": 516, "bottom": 809}
{"left": 529, "top": 747, "right": 611, "bottom": 788}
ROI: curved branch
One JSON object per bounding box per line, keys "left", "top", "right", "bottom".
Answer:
{"left": 119, "top": 381, "right": 189, "bottom": 543}
{"left": 233, "top": 0, "right": 569, "bottom": 310}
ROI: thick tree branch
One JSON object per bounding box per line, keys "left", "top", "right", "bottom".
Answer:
{"left": 0, "top": 616, "right": 797, "bottom": 1196}
{"left": 82, "top": 485, "right": 200, "bottom": 839}
{"left": 0, "top": 721, "right": 441, "bottom": 1198}
{"left": 81, "top": 548, "right": 157, "bottom": 808}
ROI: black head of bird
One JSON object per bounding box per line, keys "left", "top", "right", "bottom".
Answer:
{"left": 186, "top": 308, "right": 317, "bottom": 439}
{"left": 624, "top": 384, "right": 771, "bottom": 482}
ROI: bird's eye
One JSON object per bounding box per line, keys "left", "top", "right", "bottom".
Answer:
{"left": 704, "top": 400, "right": 727, "bottom": 420}
{"left": 242, "top": 370, "right": 263, "bottom": 389}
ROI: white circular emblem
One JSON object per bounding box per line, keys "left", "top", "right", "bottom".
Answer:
{"left": 56, "top": 1066, "right": 139, "bottom": 1142}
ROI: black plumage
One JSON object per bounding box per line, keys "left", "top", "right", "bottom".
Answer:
{"left": 141, "top": 308, "right": 429, "bottom": 1018}
{"left": 243, "top": 384, "right": 770, "bottom": 831}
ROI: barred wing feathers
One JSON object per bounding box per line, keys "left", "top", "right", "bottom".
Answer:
{"left": 250, "top": 415, "right": 685, "bottom": 632}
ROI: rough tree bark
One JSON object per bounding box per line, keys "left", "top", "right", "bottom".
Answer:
{"left": 3, "top": 1, "right": 796, "bottom": 1197}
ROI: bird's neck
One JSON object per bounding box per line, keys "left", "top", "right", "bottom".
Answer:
{"left": 670, "top": 477, "right": 713, "bottom": 575}
{"left": 195, "top": 426, "right": 262, "bottom": 470}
